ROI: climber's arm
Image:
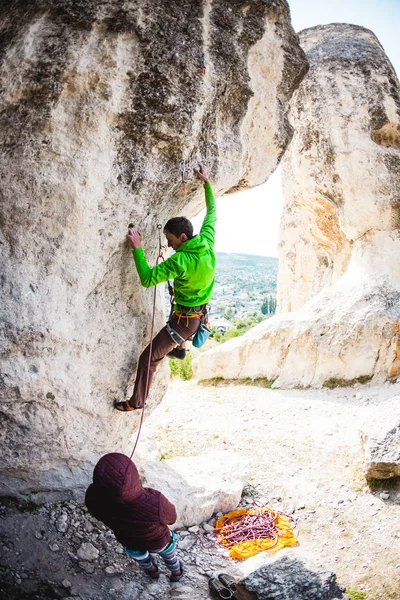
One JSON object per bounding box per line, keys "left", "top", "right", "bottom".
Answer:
{"left": 132, "top": 246, "right": 181, "bottom": 288}
{"left": 194, "top": 165, "right": 216, "bottom": 247}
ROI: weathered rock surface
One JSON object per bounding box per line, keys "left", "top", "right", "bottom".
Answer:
{"left": 135, "top": 439, "right": 250, "bottom": 527}
{"left": 194, "top": 24, "right": 400, "bottom": 387}
{"left": 361, "top": 396, "right": 400, "bottom": 480}
{"left": 278, "top": 24, "right": 400, "bottom": 313}
{"left": 0, "top": 0, "right": 307, "bottom": 496}
{"left": 235, "top": 554, "right": 348, "bottom": 600}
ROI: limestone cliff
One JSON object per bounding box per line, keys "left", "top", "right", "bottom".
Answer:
{"left": 194, "top": 24, "right": 400, "bottom": 388}
{"left": 278, "top": 24, "right": 400, "bottom": 313}
{"left": 0, "top": 0, "right": 307, "bottom": 496}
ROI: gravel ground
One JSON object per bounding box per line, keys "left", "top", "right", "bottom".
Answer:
{"left": 1, "top": 379, "right": 399, "bottom": 600}
{"left": 142, "top": 378, "right": 400, "bottom": 599}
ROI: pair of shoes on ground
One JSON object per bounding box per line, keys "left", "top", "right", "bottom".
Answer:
{"left": 167, "top": 347, "right": 186, "bottom": 360}
{"left": 145, "top": 562, "right": 184, "bottom": 582}
{"left": 209, "top": 573, "right": 237, "bottom": 598}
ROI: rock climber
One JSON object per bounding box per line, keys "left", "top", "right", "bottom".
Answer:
{"left": 114, "top": 164, "right": 216, "bottom": 412}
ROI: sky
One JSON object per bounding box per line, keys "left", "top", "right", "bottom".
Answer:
{"left": 192, "top": 0, "right": 400, "bottom": 258}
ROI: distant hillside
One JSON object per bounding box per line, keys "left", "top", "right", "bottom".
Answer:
{"left": 216, "top": 252, "right": 278, "bottom": 268}
{"left": 211, "top": 252, "right": 278, "bottom": 317}
{"left": 165, "top": 252, "right": 278, "bottom": 318}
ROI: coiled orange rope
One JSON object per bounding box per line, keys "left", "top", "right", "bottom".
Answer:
{"left": 186, "top": 503, "right": 298, "bottom": 559}
{"left": 215, "top": 506, "right": 298, "bottom": 559}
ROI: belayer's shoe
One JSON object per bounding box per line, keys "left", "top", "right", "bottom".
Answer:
{"left": 145, "top": 565, "right": 160, "bottom": 580}
{"left": 167, "top": 348, "right": 186, "bottom": 360}
{"left": 218, "top": 573, "right": 237, "bottom": 594}
{"left": 208, "top": 576, "right": 233, "bottom": 599}
{"left": 114, "top": 400, "right": 136, "bottom": 412}
{"left": 169, "top": 561, "right": 184, "bottom": 582}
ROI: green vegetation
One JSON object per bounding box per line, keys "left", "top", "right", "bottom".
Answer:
{"left": 211, "top": 313, "right": 265, "bottom": 344}
{"left": 368, "top": 476, "right": 400, "bottom": 490}
{"left": 346, "top": 590, "right": 366, "bottom": 600}
{"left": 160, "top": 451, "right": 174, "bottom": 460}
{"left": 199, "top": 377, "right": 276, "bottom": 389}
{"left": 17, "top": 500, "right": 42, "bottom": 513}
{"left": 261, "top": 295, "right": 277, "bottom": 315}
{"left": 323, "top": 375, "right": 373, "bottom": 388}
{"left": 169, "top": 352, "right": 194, "bottom": 380}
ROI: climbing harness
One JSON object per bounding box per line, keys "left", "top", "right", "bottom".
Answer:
{"left": 129, "top": 224, "right": 165, "bottom": 459}
{"left": 179, "top": 160, "right": 186, "bottom": 194}
{"left": 166, "top": 321, "right": 186, "bottom": 346}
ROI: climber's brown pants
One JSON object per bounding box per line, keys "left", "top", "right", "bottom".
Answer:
{"left": 129, "top": 313, "right": 200, "bottom": 409}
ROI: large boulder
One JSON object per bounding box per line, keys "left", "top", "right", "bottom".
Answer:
{"left": 235, "top": 553, "right": 348, "bottom": 600}
{"left": 135, "top": 439, "right": 251, "bottom": 527}
{"left": 361, "top": 396, "right": 400, "bottom": 481}
{"left": 0, "top": 0, "right": 307, "bottom": 496}
{"left": 194, "top": 24, "right": 400, "bottom": 387}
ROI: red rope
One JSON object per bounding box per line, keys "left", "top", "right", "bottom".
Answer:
{"left": 186, "top": 503, "right": 296, "bottom": 551}
{"left": 130, "top": 226, "right": 165, "bottom": 459}
{"left": 217, "top": 509, "right": 279, "bottom": 548}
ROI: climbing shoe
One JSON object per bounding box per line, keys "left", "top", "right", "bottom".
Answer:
{"left": 218, "top": 573, "right": 237, "bottom": 594}
{"left": 208, "top": 576, "right": 233, "bottom": 599}
{"left": 167, "top": 348, "right": 186, "bottom": 360}
{"left": 114, "top": 400, "right": 135, "bottom": 412}
{"left": 169, "top": 561, "right": 184, "bottom": 582}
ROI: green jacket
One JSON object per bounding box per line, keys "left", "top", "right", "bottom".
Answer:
{"left": 133, "top": 182, "right": 216, "bottom": 307}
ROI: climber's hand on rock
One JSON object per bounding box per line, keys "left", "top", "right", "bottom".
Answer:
{"left": 127, "top": 229, "right": 143, "bottom": 249}
{"left": 194, "top": 164, "right": 209, "bottom": 184}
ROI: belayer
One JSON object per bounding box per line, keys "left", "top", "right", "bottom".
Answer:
{"left": 85, "top": 453, "right": 184, "bottom": 581}
{"left": 114, "top": 164, "right": 216, "bottom": 412}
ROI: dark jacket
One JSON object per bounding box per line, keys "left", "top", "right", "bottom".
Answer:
{"left": 85, "top": 453, "right": 177, "bottom": 551}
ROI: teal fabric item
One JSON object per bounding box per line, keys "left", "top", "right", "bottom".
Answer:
{"left": 124, "top": 548, "right": 149, "bottom": 559}
{"left": 124, "top": 531, "right": 177, "bottom": 555}
{"left": 192, "top": 323, "right": 211, "bottom": 348}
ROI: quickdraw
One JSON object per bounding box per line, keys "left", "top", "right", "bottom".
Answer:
{"left": 179, "top": 160, "right": 186, "bottom": 194}
{"left": 201, "top": 52, "right": 206, "bottom": 75}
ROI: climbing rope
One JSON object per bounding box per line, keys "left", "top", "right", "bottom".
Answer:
{"left": 130, "top": 224, "right": 165, "bottom": 459}
{"left": 216, "top": 505, "right": 298, "bottom": 559}
{"left": 186, "top": 502, "right": 297, "bottom": 557}
{"left": 217, "top": 507, "right": 280, "bottom": 548}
